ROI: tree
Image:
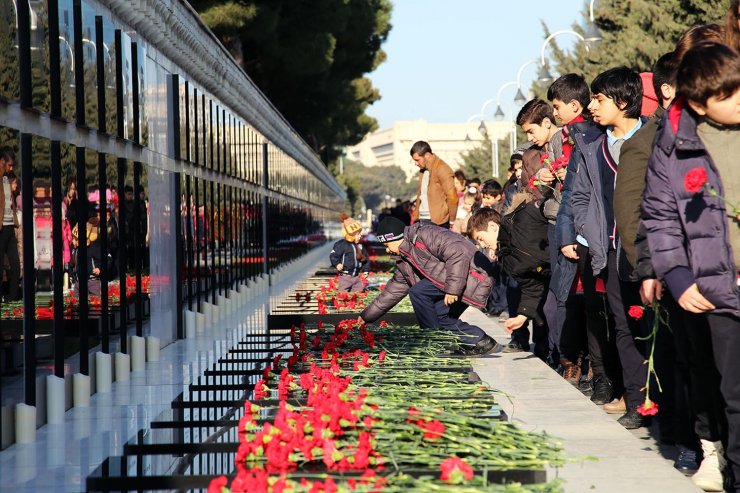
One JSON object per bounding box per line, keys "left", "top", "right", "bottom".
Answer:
{"left": 189, "top": 0, "right": 392, "bottom": 164}
{"left": 532, "top": 0, "right": 726, "bottom": 98}
{"left": 328, "top": 158, "right": 416, "bottom": 214}
{"left": 460, "top": 138, "right": 515, "bottom": 184}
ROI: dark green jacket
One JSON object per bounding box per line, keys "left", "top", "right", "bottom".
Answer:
{"left": 614, "top": 107, "right": 664, "bottom": 269}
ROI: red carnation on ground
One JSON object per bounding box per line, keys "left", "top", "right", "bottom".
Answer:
{"left": 637, "top": 398, "right": 659, "bottom": 416}
{"left": 628, "top": 305, "right": 644, "bottom": 320}
{"left": 418, "top": 419, "right": 446, "bottom": 440}
{"left": 207, "top": 475, "right": 228, "bottom": 493}
{"left": 440, "top": 456, "right": 474, "bottom": 483}
{"left": 684, "top": 167, "right": 708, "bottom": 194}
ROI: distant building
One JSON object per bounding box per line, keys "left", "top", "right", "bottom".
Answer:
{"left": 345, "top": 119, "right": 516, "bottom": 181}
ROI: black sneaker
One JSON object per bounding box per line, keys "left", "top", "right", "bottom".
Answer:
{"left": 617, "top": 406, "right": 649, "bottom": 429}
{"left": 674, "top": 446, "right": 698, "bottom": 476}
{"left": 502, "top": 340, "right": 529, "bottom": 353}
{"left": 590, "top": 376, "right": 613, "bottom": 405}
{"left": 456, "top": 335, "right": 502, "bottom": 357}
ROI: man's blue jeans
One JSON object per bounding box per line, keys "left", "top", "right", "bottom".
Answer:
{"left": 408, "top": 278, "right": 485, "bottom": 345}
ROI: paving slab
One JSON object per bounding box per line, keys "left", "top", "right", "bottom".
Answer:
{"left": 462, "top": 308, "right": 702, "bottom": 493}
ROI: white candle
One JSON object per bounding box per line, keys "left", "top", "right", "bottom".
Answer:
{"left": 114, "top": 352, "right": 130, "bottom": 382}
{"left": 130, "top": 336, "right": 146, "bottom": 372}
{"left": 46, "top": 375, "right": 66, "bottom": 424}
{"left": 96, "top": 352, "right": 113, "bottom": 393}
{"left": 146, "top": 336, "right": 160, "bottom": 362}
{"left": 72, "top": 373, "right": 90, "bottom": 407}
{"left": 14, "top": 403, "right": 36, "bottom": 444}
{"left": 185, "top": 310, "right": 196, "bottom": 338}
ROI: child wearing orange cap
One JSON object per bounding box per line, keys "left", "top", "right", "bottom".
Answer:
{"left": 330, "top": 213, "right": 370, "bottom": 293}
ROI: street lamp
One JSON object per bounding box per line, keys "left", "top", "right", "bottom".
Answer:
{"left": 494, "top": 106, "right": 505, "bottom": 122}
{"left": 477, "top": 121, "right": 499, "bottom": 180}
{"left": 514, "top": 60, "right": 538, "bottom": 104}
{"left": 539, "top": 30, "right": 586, "bottom": 83}
{"left": 584, "top": 0, "right": 603, "bottom": 45}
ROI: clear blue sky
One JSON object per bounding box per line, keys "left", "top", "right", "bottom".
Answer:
{"left": 366, "top": 0, "right": 587, "bottom": 129}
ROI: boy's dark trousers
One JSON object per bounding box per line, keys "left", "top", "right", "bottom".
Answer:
{"left": 706, "top": 312, "right": 740, "bottom": 492}
{"left": 488, "top": 261, "right": 508, "bottom": 314}
{"left": 576, "top": 243, "right": 620, "bottom": 385}
{"left": 602, "top": 250, "right": 649, "bottom": 410}
{"left": 506, "top": 276, "right": 530, "bottom": 347}
{"left": 653, "top": 297, "right": 726, "bottom": 451}
{"left": 407, "top": 278, "right": 486, "bottom": 346}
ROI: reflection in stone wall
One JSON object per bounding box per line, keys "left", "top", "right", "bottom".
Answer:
{"left": 148, "top": 167, "right": 176, "bottom": 344}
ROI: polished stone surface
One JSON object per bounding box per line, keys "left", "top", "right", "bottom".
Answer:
{"left": 464, "top": 308, "right": 702, "bottom": 493}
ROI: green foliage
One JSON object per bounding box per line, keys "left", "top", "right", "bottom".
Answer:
{"left": 329, "top": 158, "right": 416, "bottom": 214}
{"left": 532, "top": 0, "right": 726, "bottom": 97}
{"left": 190, "top": 0, "right": 392, "bottom": 164}
{"left": 460, "top": 139, "right": 512, "bottom": 183}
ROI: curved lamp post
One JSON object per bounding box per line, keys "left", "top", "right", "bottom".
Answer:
{"left": 538, "top": 30, "right": 586, "bottom": 82}
{"left": 584, "top": 0, "right": 603, "bottom": 44}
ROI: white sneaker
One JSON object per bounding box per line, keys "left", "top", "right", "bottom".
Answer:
{"left": 692, "top": 440, "right": 725, "bottom": 492}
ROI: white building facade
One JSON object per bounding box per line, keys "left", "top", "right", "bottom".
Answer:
{"left": 346, "top": 119, "right": 516, "bottom": 181}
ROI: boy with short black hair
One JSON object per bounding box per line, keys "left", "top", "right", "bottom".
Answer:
{"left": 548, "top": 73, "right": 592, "bottom": 126}
{"left": 643, "top": 42, "right": 740, "bottom": 493}
{"left": 516, "top": 99, "right": 561, "bottom": 153}
{"left": 469, "top": 196, "right": 550, "bottom": 347}
{"left": 479, "top": 179, "right": 503, "bottom": 209}
{"left": 571, "top": 66, "right": 650, "bottom": 429}
{"left": 546, "top": 73, "right": 595, "bottom": 385}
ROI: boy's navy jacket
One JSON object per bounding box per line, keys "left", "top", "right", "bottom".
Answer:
{"left": 553, "top": 120, "right": 596, "bottom": 301}
{"left": 329, "top": 239, "right": 369, "bottom": 276}
{"left": 569, "top": 124, "right": 608, "bottom": 274}
{"left": 360, "top": 222, "right": 494, "bottom": 323}
{"left": 570, "top": 117, "right": 648, "bottom": 276}
{"left": 643, "top": 98, "right": 740, "bottom": 316}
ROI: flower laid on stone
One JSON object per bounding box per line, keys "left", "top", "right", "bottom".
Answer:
{"left": 207, "top": 320, "right": 566, "bottom": 492}
{"left": 440, "top": 456, "right": 475, "bottom": 484}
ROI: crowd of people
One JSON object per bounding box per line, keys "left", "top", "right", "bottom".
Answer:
{"left": 0, "top": 147, "right": 150, "bottom": 302}
{"left": 348, "top": 7, "right": 740, "bottom": 493}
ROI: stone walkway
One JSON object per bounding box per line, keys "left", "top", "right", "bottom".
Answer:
{"left": 463, "top": 308, "right": 703, "bottom": 493}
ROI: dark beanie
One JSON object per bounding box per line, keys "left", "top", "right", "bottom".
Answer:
{"left": 376, "top": 217, "right": 406, "bottom": 243}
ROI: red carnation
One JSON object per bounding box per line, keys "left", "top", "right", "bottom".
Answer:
{"left": 440, "top": 456, "right": 474, "bottom": 483}
{"left": 527, "top": 176, "right": 540, "bottom": 191}
{"left": 539, "top": 153, "right": 550, "bottom": 164}
{"left": 628, "top": 305, "right": 644, "bottom": 320}
{"left": 207, "top": 475, "right": 228, "bottom": 493}
{"left": 637, "top": 398, "right": 659, "bottom": 416}
{"left": 419, "top": 419, "right": 446, "bottom": 440}
{"left": 684, "top": 167, "right": 708, "bottom": 194}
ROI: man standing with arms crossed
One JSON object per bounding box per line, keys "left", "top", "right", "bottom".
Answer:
{"left": 410, "top": 141, "right": 458, "bottom": 229}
